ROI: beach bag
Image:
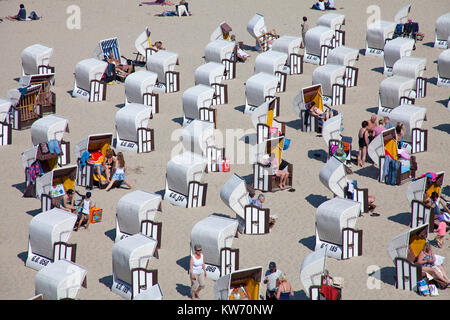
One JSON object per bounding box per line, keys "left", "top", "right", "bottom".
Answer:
{"left": 219, "top": 158, "right": 230, "bottom": 172}
{"left": 417, "top": 279, "right": 429, "bottom": 296}
{"left": 89, "top": 207, "right": 103, "bottom": 223}
{"left": 29, "top": 11, "right": 40, "bottom": 20}
{"left": 429, "top": 284, "right": 439, "bottom": 297}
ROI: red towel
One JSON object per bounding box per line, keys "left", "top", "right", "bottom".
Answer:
{"left": 320, "top": 284, "right": 340, "bottom": 300}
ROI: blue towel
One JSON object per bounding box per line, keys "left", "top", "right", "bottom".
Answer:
{"left": 47, "top": 139, "right": 62, "bottom": 155}
{"left": 80, "top": 151, "right": 90, "bottom": 168}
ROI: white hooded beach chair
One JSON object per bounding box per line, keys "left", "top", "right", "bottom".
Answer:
{"left": 26, "top": 208, "right": 78, "bottom": 271}
{"left": 164, "top": 152, "right": 207, "bottom": 208}
{"left": 4, "top": 84, "right": 42, "bottom": 130}
{"left": 36, "top": 165, "right": 78, "bottom": 211}
{"left": 124, "top": 70, "right": 159, "bottom": 115}
{"left": 254, "top": 50, "right": 289, "bottom": 92}
{"left": 134, "top": 27, "right": 155, "bottom": 63}
{"left": 115, "top": 190, "right": 162, "bottom": 253}
{"left": 0, "top": 99, "right": 12, "bottom": 145}
{"left": 72, "top": 58, "right": 107, "bottom": 102}
{"left": 244, "top": 72, "right": 280, "bottom": 114}
{"left": 271, "top": 35, "right": 303, "bottom": 75}
{"left": 435, "top": 12, "right": 450, "bottom": 49}
{"left": 304, "top": 26, "right": 335, "bottom": 65}
{"left": 319, "top": 156, "right": 370, "bottom": 213}
{"left": 115, "top": 103, "right": 154, "bottom": 153}
{"left": 214, "top": 266, "right": 263, "bottom": 300}
{"left": 377, "top": 103, "right": 427, "bottom": 154}
{"left": 251, "top": 98, "right": 285, "bottom": 144}
{"left": 112, "top": 233, "right": 159, "bottom": 300}
{"left": 378, "top": 76, "right": 417, "bottom": 109}
{"left": 190, "top": 214, "right": 239, "bottom": 280}
{"left": 437, "top": 49, "right": 450, "bottom": 86}
{"left": 146, "top": 50, "right": 180, "bottom": 93}
{"left": 19, "top": 73, "right": 55, "bottom": 114}
{"left": 387, "top": 224, "right": 428, "bottom": 292}
{"left": 365, "top": 20, "right": 396, "bottom": 57}
{"left": 75, "top": 133, "right": 113, "bottom": 189}
{"left": 315, "top": 197, "right": 362, "bottom": 260}
{"left": 182, "top": 84, "right": 216, "bottom": 127}
{"left": 406, "top": 172, "right": 445, "bottom": 233}
{"left": 300, "top": 248, "right": 330, "bottom": 300}
{"left": 383, "top": 37, "right": 415, "bottom": 75}
{"left": 326, "top": 46, "right": 359, "bottom": 87}
{"left": 367, "top": 128, "right": 417, "bottom": 185}
{"left": 389, "top": 57, "right": 428, "bottom": 98}
{"left": 205, "top": 39, "right": 237, "bottom": 80}
{"left": 30, "top": 115, "right": 70, "bottom": 167}
{"left": 34, "top": 260, "right": 87, "bottom": 300}
{"left": 246, "top": 13, "right": 279, "bottom": 52}
{"left": 21, "top": 44, "right": 54, "bottom": 76}
{"left": 317, "top": 12, "right": 346, "bottom": 47}
{"left": 194, "top": 62, "right": 228, "bottom": 105}
{"left": 220, "top": 173, "right": 270, "bottom": 235}
{"left": 312, "top": 64, "right": 346, "bottom": 106}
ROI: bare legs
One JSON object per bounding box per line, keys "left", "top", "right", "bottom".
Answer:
{"left": 358, "top": 146, "right": 367, "bottom": 167}
{"left": 105, "top": 178, "right": 132, "bottom": 192}
{"left": 276, "top": 170, "right": 290, "bottom": 189}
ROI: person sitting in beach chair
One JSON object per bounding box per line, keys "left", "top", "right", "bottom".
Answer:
{"left": 107, "top": 52, "right": 134, "bottom": 80}
{"left": 153, "top": 41, "right": 165, "bottom": 51}
{"left": 306, "top": 101, "right": 334, "bottom": 127}
{"left": 6, "top": 4, "right": 26, "bottom": 21}
{"left": 230, "top": 35, "right": 250, "bottom": 62}
{"left": 264, "top": 153, "right": 290, "bottom": 190}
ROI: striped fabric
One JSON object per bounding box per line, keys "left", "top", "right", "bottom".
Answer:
{"left": 100, "top": 38, "right": 121, "bottom": 61}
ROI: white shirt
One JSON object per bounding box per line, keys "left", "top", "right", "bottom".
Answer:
{"left": 82, "top": 199, "right": 90, "bottom": 214}
{"left": 318, "top": 2, "right": 325, "bottom": 10}
{"left": 265, "top": 269, "right": 282, "bottom": 291}
{"left": 192, "top": 254, "right": 204, "bottom": 275}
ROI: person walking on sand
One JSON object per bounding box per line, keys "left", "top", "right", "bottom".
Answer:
{"left": 263, "top": 261, "right": 282, "bottom": 300}
{"left": 189, "top": 244, "right": 206, "bottom": 299}
{"left": 105, "top": 152, "right": 132, "bottom": 191}
{"left": 357, "top": 121, "right": 369, "bottom": 167}
{"left": 301, "top": 16, "right": 309, "bottom": 48}
{"left": 74, "top": 192, "right": 94, "bottom": 231}
{"left": 276, "top": 273, "right": 294, "bottom": 300}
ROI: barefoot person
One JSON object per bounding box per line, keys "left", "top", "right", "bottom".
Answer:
{"left": 105, "top": 152, "right": 132, "bottom": 191}
{"left": 6, "top": 4, "right": 26, "bottom": 21}
{"left": 357, "top": 121, "right": 369, "bottom": 167}
{"left": 75, "top": 192, "right": 94, "bottom": 231}
{"left": 189, "top": 244, "right": 206, "bottom": 299}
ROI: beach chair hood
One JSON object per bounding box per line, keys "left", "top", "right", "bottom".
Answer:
{"left": 300, "top": 248, "right": 327, "bottom": 297}
{"left": 394, "top": 5, "right": 411, "bottom": 24}
{"left": 254, "top": 50, "right": 288, "bottom": 75}
{"left": 317, "top": 12, "right": 345, "bottom": 30}
{"left": 182, "top": 85, "right": 215, "bottom": 120}
{"left": 166, "top": 152, "right": 206, "bottom": 196}
{"left": 30, "top": 115, "right": 69, "bottom": 146}
{"left": 205, "top": 40, "right": 235, "bottom": 63}
{"left": 438, "top": 49, "right": 450, "bottom": 79}
{"left": 74, "top": 133, "right": 113, "bottom": 160}
{"left": 74, "top": 58, "right": 107, "bottom": 92}
{"left": 392, "top": 56, "right": 426, "bottom": 80}
{"left": 379, "top": 75, "right": 415, "bottom": 109}
{"left": 125, "top": 70, "right": 158, "bottom": 104}
{"left": 326, "top": 46, "right": 359, "bottom": 67}
{"left": 367, "top": 127, "right": 395, "bottom": 165}
{"left": 220, "top": 174, "right": 250, "bottom": 219}
{"left": 247, "top": 14, "right": 267, "bottom": 39}
{"left": 312, "top": 64, "right": 346, "bottom": 97}
{"left": 387, "top": 224, "right": 428, "bottom": 262}
{"left": 180, "top": 120, "right": 215, "bottom": 155}
{"left": 436, "top": 13, "right": 450, "bottom": 42}
{"left": 146, "top": 50, "right": 178, "bottom": 83}
{"left": 384, "top": 38, "right": 415, "bottom": 68}
{"left": 322, "top": 113, "right": 343, "bottom": 146}
{"left": 315, "top": 198, "right": 360, "bottom": 246}
{"left": 245, "top": 73, "right": 278, "bottom": 107}
{"left": 35, "top": 260, "right": 87, "bottom": 300}
{"left": 190, "top": 215, "right": 238, "bottom": 266}
{"left": 194, "top": 62, "right": 225, "bottom": 86}
{"left": 112, "top": 233, "right": 157, "bottom": 286}
{"left": 135, "top": 28, "right": 151, "bottom": 57}
{"left": 116, "top": 190, "right": 162, "bottom": 238}
{"left": 21, "top": 44, "right": 53, "bottom": 75}
{"left": 115, "top": 103, "right": 151, "bottom": 142}
{"left": 272, "top": 35, "right": 302, "bottom": 55}
{"left": 29, "top": 208, "right": 77, "bottom": 260}
{"left": 366, "top": 20, "right": 396, "bottom": 50}
{"left": 319, "top": 156, "right": 349, "bottom": 199}
{"left": 305, "top": 26, "right": 335, "bottom": 57}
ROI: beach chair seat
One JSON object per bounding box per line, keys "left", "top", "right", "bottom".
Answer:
{"left": 304, "top": 26, "right": 335, "bottom": 65}
{"left": 435, "top": 13, "right": 450, "bottom": 49}
{"left": 254, "top": 50, "right": 289, "bottom": 92}
{"left": 20, "top": 73, "right": 56, "bottom": 114}
{"left": 112, "top": 234, "right": 159, "bottom": 300}
{"left": 246, "top": 14, "right": 279, "bottom": 52}
{"left": 194, "top": 62, "right": 228, "bottom": 105}
{"left": 437, "top": 49, "right": 450, "bottom": 86}
{"left": 366, "top": 20, "right": 396, "bottom": 57}
{"left": 205, "top": 40, "right": 237, "bottom": 80}
{"left": 146, "top": 50, "right": 180, "bottom": 93}
{"left": 383, "top": 37, "right": 415, "bottom": 75}
{"left": 312, "top": 64, "right": 346, "bottom": 106}
{"left": 6, "top": 84, "right": 42, "bottom": 130}
{"left": 191, "top": 215, "right": 239, "bottom": 280}
{"left": 72, "top": 58, "right": 108, "bottom": 102}
{"left": 271, "top": 35, "right": 303, "bottom": 75}
{"left": 125, "top": 70, "right": 159, "bottom": 115}
{"left": 21, "top": 44, "right": 55, "bottom": 76}
{"left": 244, "top": 72, "right": 279, "bottom": 114}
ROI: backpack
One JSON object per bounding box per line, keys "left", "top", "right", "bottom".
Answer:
{"left": 29, "top": 11, "right": 40, "bottom": 20}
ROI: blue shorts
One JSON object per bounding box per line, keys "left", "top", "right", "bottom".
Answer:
{"left": 112, "top": 172, "right": 126, "bottom": 181}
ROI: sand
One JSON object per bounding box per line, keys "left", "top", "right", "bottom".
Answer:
{"left": 0, "top": 0, "right": 449, "bottom": 300}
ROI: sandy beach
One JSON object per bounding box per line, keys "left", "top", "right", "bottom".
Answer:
{"left": 0, "top": 0, "right": 449, "bottom": 300}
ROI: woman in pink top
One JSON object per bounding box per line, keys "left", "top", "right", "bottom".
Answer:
{"left": 435, "top": 221, "right": 446, "bottom": 248}
{"left": 373, "top": 119, "right": 385, "bottom": 137}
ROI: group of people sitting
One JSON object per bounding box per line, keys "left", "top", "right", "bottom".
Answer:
{"left": 5, "top": 3, "right": 39, "bottom": 21}
{"left": 57, "top": 189, "right": 95, "bottom": 232}
{"left": 311, "top": 0, "right": 336, "bottom": 11}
